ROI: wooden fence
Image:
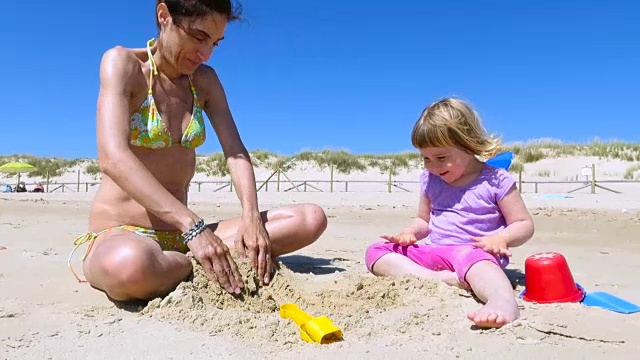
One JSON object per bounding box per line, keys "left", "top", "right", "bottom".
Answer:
{"left": 4, "top": 163, "right": 638, "bottom": 194}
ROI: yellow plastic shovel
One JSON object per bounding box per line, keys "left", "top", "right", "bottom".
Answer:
{"left": 279, "top": 303, "right": 343, "bottom": 344}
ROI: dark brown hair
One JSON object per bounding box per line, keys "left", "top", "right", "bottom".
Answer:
{"left": 156, "top": 0, "right": 242, "bottom": 29}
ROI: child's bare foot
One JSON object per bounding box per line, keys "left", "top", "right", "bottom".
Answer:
{"left": 467, "top": 297, "right": 519, "bottom": 328}
{"left": 437, "top": 270, "right": 468, "bottom": 289}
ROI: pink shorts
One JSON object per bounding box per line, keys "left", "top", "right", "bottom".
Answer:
{"left": 364, "top": 241, "right": 509, "bottom": 284}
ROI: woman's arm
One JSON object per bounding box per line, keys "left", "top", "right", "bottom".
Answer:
{"left": 198, "top": 65, "right": 273, "bottom": 284}
{"left": 96, "top": 47, "right": 200, "bottom": 232}
{"left": 198, "top": 66, "right": 260, "bottom": 220}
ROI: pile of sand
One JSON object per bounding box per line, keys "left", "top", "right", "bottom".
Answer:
{"left": 138, "top": 257, "right": 629, "bottom": 354}
{"left": 140, "top": 256, "right": 451, "bottom": 350}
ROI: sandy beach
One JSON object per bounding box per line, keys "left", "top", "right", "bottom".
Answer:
{"left": 1, "top": 188, "right": 639, "bottom": 360}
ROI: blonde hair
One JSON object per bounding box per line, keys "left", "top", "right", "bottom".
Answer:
{"left": 411, "top": 97, "right": 501, "bottom": 159}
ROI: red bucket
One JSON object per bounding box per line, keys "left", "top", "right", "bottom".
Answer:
{"left": 522, "top": 252, "right": 585, "bottom": 304}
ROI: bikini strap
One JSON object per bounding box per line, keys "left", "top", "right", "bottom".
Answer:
{"left": 188, "top": 75, "right": 197, "bottom": 98}
{"left": 68, "top": 232, "right": 101, "bottom": 283}
{"left": 67, "top": 227, "right": 123, "bottom": 283}
{"left": 146, "top": 38, "right": 158, "bottom": 95}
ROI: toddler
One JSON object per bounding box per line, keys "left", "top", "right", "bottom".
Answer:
{"left": 365, "top": 97, "right": 534, "bottom": 328}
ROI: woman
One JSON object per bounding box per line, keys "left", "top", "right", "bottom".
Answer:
{"left": 70, "top": 0, "right": 328, "bottom": 302}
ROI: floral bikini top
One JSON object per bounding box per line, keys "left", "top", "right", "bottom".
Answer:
{"left": 130, "top": 39, "right": 206, "bottom": 149}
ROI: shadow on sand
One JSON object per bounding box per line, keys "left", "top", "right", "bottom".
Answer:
{"left": 504, "top": 267, "right": 526, "bottom": 288}
{"left": 278, "top": 254, "right": 347, "bottom": 275}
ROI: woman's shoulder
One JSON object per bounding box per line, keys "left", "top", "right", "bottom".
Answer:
{"left": 191, "top": 64, "right": 226, "bottom": 105}
{"left": 99, "top": 46, "right": 145, "bottom": 84}
{"left": 192, "top": 65, "right": 222, "bottom": 88}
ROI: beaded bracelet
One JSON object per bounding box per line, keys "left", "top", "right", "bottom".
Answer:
{"left": 182, "top": 218, "right": 206, "bottom": 245}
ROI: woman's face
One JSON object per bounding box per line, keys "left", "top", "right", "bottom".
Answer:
{"left": 157, "top": 5, "right": 228, "bottom": 74}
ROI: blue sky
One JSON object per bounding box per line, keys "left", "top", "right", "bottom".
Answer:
{"left": 1, "top": 0, "right": 638, "bottom": 159}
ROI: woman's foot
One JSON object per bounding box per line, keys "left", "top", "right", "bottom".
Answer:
{"left": 466, "top": 296, "right": 519, "bottom": 328}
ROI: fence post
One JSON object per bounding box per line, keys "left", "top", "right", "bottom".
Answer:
{"left": 330, "top": 163, "right": 334, "bottom": 192}
{"left": 518, "top": 170, "right": 522, "bottom": 193}
{"left": 591, "top": 163, "right": 596, "bottom": 194}
{"left": 277, "top": 169, "right": 281, "bottom": 192}
{"left": 77, "top": 169, "right": 80, "bottom": 192}
{"left": 388, "top": 167, "right": 392, "bottom": 193}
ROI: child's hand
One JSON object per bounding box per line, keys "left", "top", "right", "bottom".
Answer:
{"left": 470, "top": 235, "right": 511, "bottom": 256}
{"left": 380, "top": 232, "right": 417, "bottom": 246}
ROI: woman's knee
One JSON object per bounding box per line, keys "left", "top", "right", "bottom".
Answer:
{"left": 281, "top": 203, "right": 327, "bottom": 242}
{"left": 95, "top": 244, "right": 158, "bottom": 289}
{"left": 300, "top": 203, "right": 328, "bottom": 238}
{"left": 87, "top": 240, "right": 186, "bottom": 300}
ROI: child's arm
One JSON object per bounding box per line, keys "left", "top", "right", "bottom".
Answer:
{"left": 496, "top": 185, "right": 535, "bottom": 248}
{"left": 402, "top": 193, "right": 431, "bottom": 239}
{"left": 380, "top": 194, "right": 431, "bottom": 245}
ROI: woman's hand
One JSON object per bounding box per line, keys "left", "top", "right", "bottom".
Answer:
{"left": 187, "top": 229, "right": 244, "bottom": 294}
{"left": 380, "top": 232, "right": 418, "bottom": 246}
{"left": 234, "top": 213, "right": 273, "bottom": 286}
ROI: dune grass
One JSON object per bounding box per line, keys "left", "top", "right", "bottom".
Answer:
{"left": 502, "top": 139, "right": 640, "bottom": 163}
{"left": 624, "top": 164, "right": 640, "bottom": 180}
{"left": 194, "top": 149, "right": 424, "bottom": 177}
{"left": 2, "top": 140, "right": 639, "bottom": 180}
{"left": 196, "top": 140, "right": 640, "bottom": 176}
{"left": 84, "top": 162, "right": 101, "bottom": 176}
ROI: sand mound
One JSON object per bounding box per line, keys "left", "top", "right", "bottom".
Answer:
{"left": 140, "top": 256, "right": 451, "bottom": 350}
{"left": 142, "top": 256, "right": 284, "bottom": 314}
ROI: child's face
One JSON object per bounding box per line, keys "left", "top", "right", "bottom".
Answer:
{"left": 419, "top": 146, "right": 476, "bottom": 184}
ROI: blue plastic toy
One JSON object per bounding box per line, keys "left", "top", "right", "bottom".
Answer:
{"left": 519, "top": 283, "right": 640, "bottom": 314}
{"left": 582, "top": 291, "right": 640, "bottom": 314}
{"left": 486, "top": 151, "right": 514, "bottom": 170}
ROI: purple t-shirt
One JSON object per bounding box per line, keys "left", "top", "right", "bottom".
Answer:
{"left": 420, "top": 164, "right": 516, "bottom": 245}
